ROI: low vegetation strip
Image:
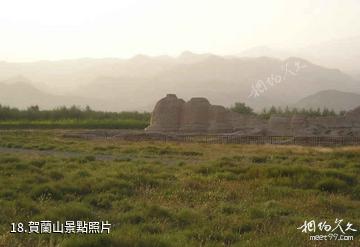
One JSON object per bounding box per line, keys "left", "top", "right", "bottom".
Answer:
{"left": 116, "top": 134, "right": 360, "bottom": 147}
{"left": 0, "top": 105, "right": 150, "bottom": 129}
{"left": 0, "top": 119, "right": 148, "bottom": 129}
{"left": 0, "top": 146, "right": 115, "bottom": 161}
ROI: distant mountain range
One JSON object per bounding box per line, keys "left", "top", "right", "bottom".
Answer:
{"left": 0, "top": 81, "right": 118, "bottom": 111}
{"left": 294, "top": 90, "right": 360, "bottom": 112}
{"left": 0, "top": 52, "right": 359, "bottom": 112}
{"left": 239, "top": 36, "right": 360, "bottom": 76}
{"left": 72, "top": 55, "right": 360, "bottom": 111}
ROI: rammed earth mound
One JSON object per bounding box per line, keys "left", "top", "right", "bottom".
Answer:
{"left": 146, "top": 94, "right": 360, "bottom": 136}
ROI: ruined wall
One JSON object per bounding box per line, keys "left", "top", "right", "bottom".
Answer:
{"left": 208, "top": 105, "right": 233, "bottom": 133}
{"left": 291, "top": 115, "right": 308, "bottom": 129}
{"left": 145, "top": 94, "right": 360, "bottom": 136}
{"left": 146, "top": 94, "right": 239, "bottom": 133}
{"left": 180, "top": 98, "right": 211, "bottom": 132}
{"left": 230, "top": 112, "right": 267, "bottom": 135}
{"left": 345, "top": 106, "right": 360, "bottom": 128}
{"left": 145, "top": 94, "right": 184, "bottom": 132}
{"left": 268, "top": 115, "right": 292, "bottom": 135}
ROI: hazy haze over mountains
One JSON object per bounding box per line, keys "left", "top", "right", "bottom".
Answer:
{"left": 1, "top": 0, "right": 360, "bottom": 112}
{"left": 0, "top": 80, "right": 117, "bottom": 111}
{"left": 239, "top": 36, "right": 360, "bottom": 76}
{"left": 1, "top": 52, "right": 359, "bottom": 112}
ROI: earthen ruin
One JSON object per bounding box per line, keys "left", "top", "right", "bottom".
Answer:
{"left": 145, "top": 94, "right": 360, "bottom": 136}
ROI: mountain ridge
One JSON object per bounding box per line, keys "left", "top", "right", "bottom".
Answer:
{"left": 0, "top": 54, "right": 359, "bottom": 111}
{"left": 294, "top": 90, "right": 360, "bottom": 112}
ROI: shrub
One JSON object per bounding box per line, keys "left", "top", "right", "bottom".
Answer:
{"left": 181, "top": 151, "right": 203, "bottom": 156}
{"left": 316, "top": 178, "right": 348, "bottom": 193}
{"left": 251, "top": 156, "right": 268, "bottom": 164}
{"left": 76, "top": 170, "right": 91, "bottom": 177}
{"left": 132, "top": 175, "right": 159, "bottom": 188}
{"left": 327, "top": 161, "right": 346, "bottom": 169}
{"left": 0, "top": 190, "right": 17, "bottom": 200}
{"left": 323, "top": 170, "right": 356, "bottom": 185}
{"left": 187, "top": 226, "right": 238, "bottom": 245}
{"left": 0, "top": 156, "right": 20, "bottom": 163}
{"left": 29, "top": 159, "right": 46, "bottom": 168}
{"left": 266, "top": 166, "right": 316, "bottom": 179}
{"left": 146, "top": 205, "right": 172, "bottom": 220}
{"left": 194, "top": 164, "right": 216, "bottom": 175}
{"left": 142, "top": 146, "right": 177, "bottom": 155}
{"left": 31, "top": 184, "right": 63, "bottom": 200}
{"left": 176, "top": 209, "right": 199, "bottom": 227}
{"left": 351, "top": 185, "right": 360, "bottom": 200}
{"left": 263, "top": 200, "right": 291, "bottom": 217}
{"left": 141, "top": 223, "right": 164, "bottom": 234}
{"left": 62, "top": 235, "right": 112, "bottom": 247}
{"left": 87, "top": 193, "right": 115, "bottom": 209}
{"left": 97, "top": 179, "right": 134, "bottom": 197}
{"left": 44, "top": 202, "right": 94, "bottom": 221}
{"left": 235, "top": 221, "right": 253, "bottom": 234}
{"left": 31, "top": 175, "right": 50, "bottom": 183}
{"left": 49, "top": 170, "right": 64, "bottom": 180}
{"left": 111, "top": 234, "right": 171, "bottom": 247}
{"left": 15, "top": 197, "right": 40, "bottom": 216}
{"left": 56, "top": 182, "right": 92, "bottom": 196}
{"left": 14, "top": 162, "right": 28, "bottom": 170}
{"left": 78, "top": 155, "right": 96, "bottom": 163}
{"left": 122, "top": 212, "right": 145, "bottom": 224}
{"left": 249, "top": 208, "right": 266, "bottom": 219}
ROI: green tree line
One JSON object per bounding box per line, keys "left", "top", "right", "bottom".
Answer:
{"left": 0, "top": 105, "right": 150, "bottom": 121}
{"left": 230, "top": 102, "right": 346, "bottom": 119}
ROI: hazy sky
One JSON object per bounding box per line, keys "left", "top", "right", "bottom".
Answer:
{"left": 1, "top": 0, "right": 359, "bottom": 62}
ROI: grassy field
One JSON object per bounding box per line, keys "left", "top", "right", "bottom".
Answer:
{"left": 0, "top": 130, "right": 359, "bottom": 246}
